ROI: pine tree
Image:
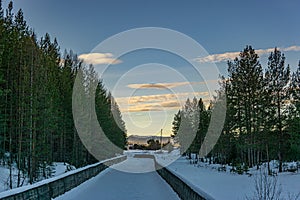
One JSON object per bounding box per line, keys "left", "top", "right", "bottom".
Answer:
{"left": 171, "top": 110, "right": 181, "bottom": 144}
{"left": 265, "top": 48, "right": 290, "bottom": 172}
{"left": 287, "top": 62, "right": 300, "bottom": 161}
{"left": 291, "top": 62, "right": 300, "bottom": 113}
{"left": 227, "top": 46, "right": 265, "bottom": 167}
{"left": 0, "top": 2, "right": 127, "bottom": 188}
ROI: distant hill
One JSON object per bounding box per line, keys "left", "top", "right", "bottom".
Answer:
{"left": 127, "top": 135, "right": 171, "bottom": 145}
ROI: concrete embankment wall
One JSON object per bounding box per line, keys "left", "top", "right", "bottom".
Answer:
{"left": 0, "top": 156, "right": 126, "bottom": 200}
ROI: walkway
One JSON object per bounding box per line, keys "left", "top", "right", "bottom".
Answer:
{"left": 55, "top": 157, "right": 180, "bottom": 200}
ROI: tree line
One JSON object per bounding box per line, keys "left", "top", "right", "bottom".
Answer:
{"left": 0, "top": 1, "right": 126, "bottom": 189}
{"left": 172, "top": 97, "right": 211, "bottom": 159}
{"left": 129, "top": 139, "right": 170, "bottom": 151}
{"left": 173, "top": 46, "right": 300, "bottom": 174}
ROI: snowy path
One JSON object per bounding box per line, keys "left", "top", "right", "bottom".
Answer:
{"left": 55, "top": 157, "right": 180, "bottom": 200}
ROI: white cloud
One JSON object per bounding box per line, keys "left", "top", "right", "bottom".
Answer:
{"left": 78, "top": 53, "right": 122, "bottom": 65}
{"left": 195, "top": 45, "right": 300, "bottom": 63}
{"left": 195, "top": 52, "right": 240, "bottom": 63}
{"left": 282, "top": 45, "right": 300, "bottom": 52}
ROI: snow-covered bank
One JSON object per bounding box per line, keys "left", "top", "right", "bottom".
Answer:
{"left": 0, "top": 162, "right": 75, "bottom": 193}
{"left": 155, "top": 151, "right": 300, "bottom": 200}
{"left": 0, "top": 155, "right": 125, "bottom": 199}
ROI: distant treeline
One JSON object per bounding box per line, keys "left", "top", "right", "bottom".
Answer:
{"left": 129, "top": 139, "right": 170, "bottom": 151}
{"left": 0, "top": 1, "right": 126, "bottom": 188}
{"left": 173, "top": 46, "right": 300, "bottom": 174}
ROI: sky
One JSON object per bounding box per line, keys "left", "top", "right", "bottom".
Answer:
{"left": 5, "top": 0, "right": 300, "bottom": 137}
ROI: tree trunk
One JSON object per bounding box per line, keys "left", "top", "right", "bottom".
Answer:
{"left": 266, "top": 144, "right": 271, "bottom": 175}
{"left": 277, "top": 91, "right": 283, "bottom": 173}
{"left": 256, "top": 150, "right": 260, "bottom": 170}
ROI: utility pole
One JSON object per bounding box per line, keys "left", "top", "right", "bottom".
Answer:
{"left": 160, "top": 129, "right": 163, "bottom": 152}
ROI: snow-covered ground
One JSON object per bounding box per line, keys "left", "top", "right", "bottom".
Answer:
{"left": 0, "top": 162, "right": 75, "bottom": 193}
{"left": 0, "top": 156, "right": 125, "bottom": 199}
{"left": 1, "top": 150, "right": 299, "bottom": 200}
{"left": 154, "top": 150, "right": 300, "bottom": 200}
{"left": 55, "top": 157, "right": 180, "bottom": 200}
{"left": 0, "top": 164, "right": 28, "bottom": 192}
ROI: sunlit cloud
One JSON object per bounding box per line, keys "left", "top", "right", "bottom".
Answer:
{"left": 117, "top": 92, "right": 209, "bottom": 104}
{"left": 125, "top": 100, "right": 181, "bottom": 112}
{"left": 128, "top": 82, "right": 191, "bottom": 89}
{"left": 127, "top": 81, "right": 216, "bottom": 90}
{"left": 116, "top": 92, "right": 210, "bottom": 113}
{"left": 161, "top": 101, "right": 181, "bottom": 108}
{"left": 195, "top": 45, "right": 300, "bottom": 63}
{"left": 128, "top": 93, "right": 180, "bottom": 104}
{"left": 78, "top": 53, "right": 122, "bottom": 65}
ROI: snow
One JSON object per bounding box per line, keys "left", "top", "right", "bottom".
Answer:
{"left": 0, "top": 156, "right": 125, "bottom": 199}
{"left": 51, "top": 162, "right": 76, "bottom": 177}
{"left": 111, "top": 157, "right": 155, "bottom": 173}
{"left": 0, "top": 164, "right": 30, "bottom": 193}
{"left": 55, "top": 157, "right": 180, "bottom": 200}
{"left": 1, "top": 150, "right": 299, "bottom": 200}
{"left": 163, "top": 158, "right": 253, "bottom": 200}
{"left": 155, "top": 151, "right": 300, "bottom": 200}
{"left": 0, "top": 162, "right": 74, "bottom": 194}
{"left": 124, "top": 148, "right": 181, "bottom": 168}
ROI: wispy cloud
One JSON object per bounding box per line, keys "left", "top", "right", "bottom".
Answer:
{"left": 78, "top": 53, "right": 122, "bottom": 65}
{"left": 128, "top": 82, "right": 190, "bottom": 89}
{"left": 195, "top": 45, "right": 300, "bottom": 63}
{"left": 125, "top": 100, "right": 181, "bottom": 112}
{"left": 282, "top": 45, "right": 300, "bottom": 51}
{"left": 116, "top": 92, "right": 210, "bottom": 112}
{"left": 195, "top": 52, "right": 240, "bottom": 64}
{"left": 117, "top": 92, "right": 209, "bottom": 104}
{"left": 127, "top": 93, "right": 180, "bottom": 104}
{"left": 127, "top": 81, "right": 216, "bottom": 90}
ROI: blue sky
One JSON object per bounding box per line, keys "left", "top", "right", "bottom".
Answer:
{"left": 6, "top": 0, "right": 300, "bottom": 136}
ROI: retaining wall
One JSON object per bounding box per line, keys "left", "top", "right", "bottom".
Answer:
{"left": 0, "top": 156, "right": 126, "bottom": 200}
{"left": 153, "top": 155, "right": 214, "bottom": 200}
